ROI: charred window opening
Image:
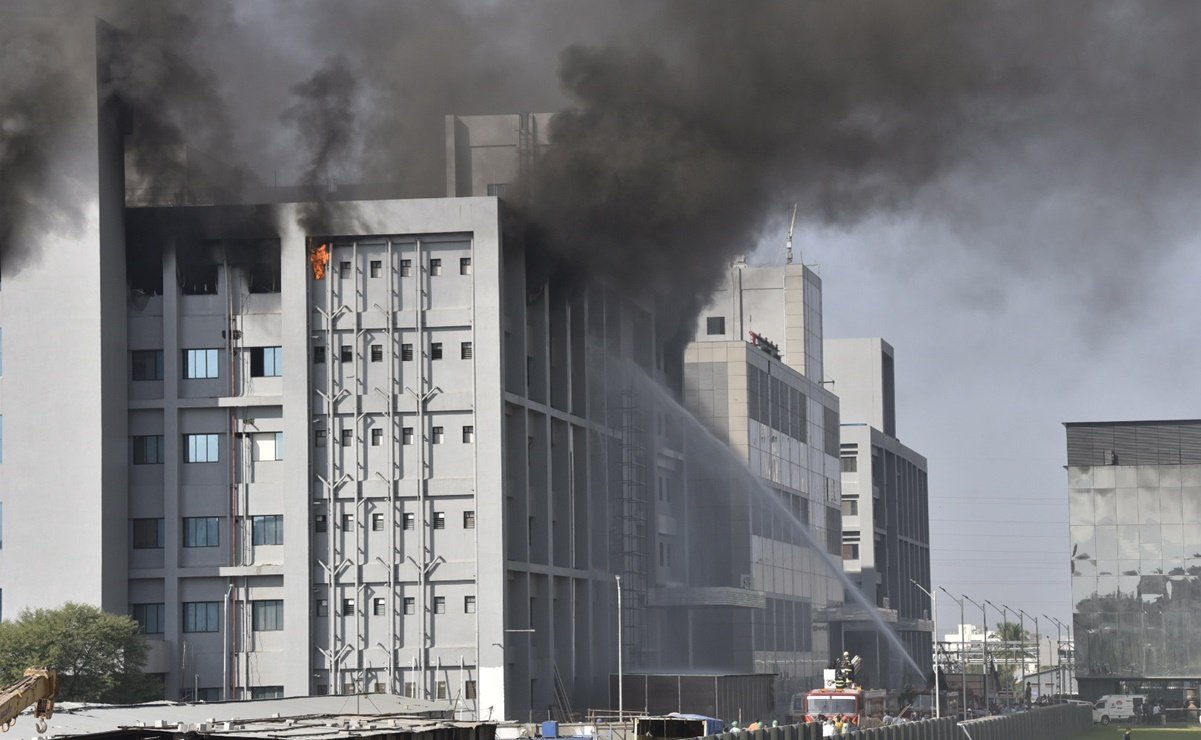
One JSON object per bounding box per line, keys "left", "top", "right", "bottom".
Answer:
{"left": 126, "top": 241, "right": 164, "bottom": 297}
{"left": 248, "top": 262, "right": 281, "bottom": 293}
{"left": 179, "top": 262, "right": 219, "bottom": 295}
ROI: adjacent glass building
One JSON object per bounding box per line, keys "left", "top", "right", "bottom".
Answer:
{"left": 1066, "top": 420, "right": 1201, "bottom": 702}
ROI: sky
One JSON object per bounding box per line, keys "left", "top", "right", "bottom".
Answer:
{"left": 6, "top": 0, "right": 1201, "bottom": 655}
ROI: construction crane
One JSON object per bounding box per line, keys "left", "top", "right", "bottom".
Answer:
{"left": 784, "top": 203, "right": 798, "bottom": 264}
{"left": 0, "top": 669, "right": 57, "bottom": 734}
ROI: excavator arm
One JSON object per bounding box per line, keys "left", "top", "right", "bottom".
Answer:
{"left": 0, "top": 669, "right": 57, "bottom": 733}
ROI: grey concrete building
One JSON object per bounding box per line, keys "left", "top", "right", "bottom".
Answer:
{"left": 824, "top": 338, "right": 932, "bottom": 692}
{"left": 686, "top": 263, "right": 845, "bottom": 711}
{"left": 1066, "top": 419, "right": 1201, "bottom": 703}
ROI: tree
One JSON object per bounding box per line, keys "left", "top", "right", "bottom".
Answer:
{"left": 0, "top": 603, "right": 161, "bottom": 702}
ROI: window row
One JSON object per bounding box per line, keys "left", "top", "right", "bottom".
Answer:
{"left": 132, "top": 348, "right": 283, "bottom": 381}
{"left": 132, "top": 433, "right": 283, "bottom": 464}
{"left": 132, "top": 600, "right": 284, "bottom": 634}
{"left": 315, "top": 341, "right": 472, "bottom": 364}
{"left": 315, "top": 510, "right": 475, "bottom": 532}
{"left": 317, "top": 594, "right": 476, "bottom": 616}
{"left": 317, "top": 425, "right": 473, "bottom": 447}
{"left": 314, "top": 680, "right": 476, "bottom": 701}
{"left": 131, "top": 515, "right": 283, "bottom": 549}
{"left": 342, "top": 257, "right": 472, "bottom": 278}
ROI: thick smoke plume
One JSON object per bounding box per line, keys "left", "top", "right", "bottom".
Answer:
{"left": 282, "top": 55, "right": 358, "bottom": 236}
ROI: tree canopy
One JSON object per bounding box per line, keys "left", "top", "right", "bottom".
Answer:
{"left": 0, "top": 603, "right": 161, "bottom": 703}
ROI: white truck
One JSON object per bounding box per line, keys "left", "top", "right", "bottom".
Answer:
{"left": 1092, "top": 694, "right": 1148, "bottom": 725}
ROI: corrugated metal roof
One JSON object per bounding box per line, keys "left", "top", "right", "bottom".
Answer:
{"left": 7, "top": 694, "right": 494, "bottom": 740}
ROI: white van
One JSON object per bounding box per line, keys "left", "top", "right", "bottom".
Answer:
{"left": 1093, "top": 695, "right": 1148, "bottom": 725}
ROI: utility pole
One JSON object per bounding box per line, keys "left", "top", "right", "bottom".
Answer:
{"left": 911, "top": 580, "right": 940, "bottom": 718}
{"left": 965, "top": 595, "right": 989, "bottom": 713}
{"left": 616, "top": 575, "right": 624, "bottom": 724}
{"left": 1044, "top": 616, "right": 1066, "bottom": 697}
{"left": 1018, "top": 610, "right": 1038, "bottom": 702}
{"left": 985, "top": 600, "right": 1007, "bottom": 703}
{"left": 940, "top": 588, "right": 968, "bottom": 720}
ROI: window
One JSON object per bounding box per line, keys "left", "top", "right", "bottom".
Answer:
{"left": 841, "top": 498, "right": 859, "bottom": 516}
{"left": 370, "top": 260, "right": 382, "bottom": 278}
{"left": 183, "top": 601, "right": 220, "bottom": 633}
{"left": 403, "top": 597, "right": 415, "bottom": 615}
{"left": 403, "top": 682, "right": 416, "bottom": 698}
{"left": 401, "top": 343, "right": 414, "bottom": 361}
{"left": 339, "top": 260, "right": 351, "bottom": 275}
{"left": 316, "top": 598, "right": 328, "bottom": 617}
{"left": 132, "top": 435, "right": 165, "bottom": 465}
{"left": 370, "top": 344, "right": 383, "bottom": 362}
{"left": 251, "top": 686, "right": 284, "bottom": 700}
{"left": 705, "top": 316, "right": 725, "bottom": 335}
{"left": 432, "top": 426, "right": 444, "bottom": 444}
{"left": 340, "top": 429, "right": 353, "bottom": 447}
{"left": 340, "top": 345, "right": 353, "bottom": 363}
{"left": 373, "top": 597, "right": 386, "bottom": 616}
{"left": 251, "top": 431, "right": 284, "bottom": 462}
{"left": 131, "top": 350, "right": 164, "bottom": 381}
{"left": 429, "top": 258, "right": 442, "bottom": 276}
{"left": 313, "top": 346, "right": 326, "bottom": 364}
{"left": 402, "top": 427, "right": 414, "bottom": 445}
{"left": 315, "top": 429, "right": 327, "bottom": 448}
{"left": 402, "top": 513, "right": 415, "bottom": 530}
{"left": 842, "top": 543, "right": 860, "bottom": 560}
{"left": 464, "top": 595, "right": 476, "bottom": 613}
{"left": 183, "top": 349, "right": 220, "bottom": 379}
{"left": 433, "top": 596, "right": 446, "bottom": 614}
{"left": 372, "top": 513, "right": 384, "bottom": 531}
{"left": 400, "top": 259, "right": 412, "bottom": 277}
{"left": 486, "top": 183, "right": 506, "bottom": 196}
{"left": 460, "top": 341, "right": 473, "bottom": 359}
{"left": 184, "top": 433, "right": 220, "bottom": 463}
{"left": 462, "top": 426, "right": 474, "bottom": 443}
{"left": 463, "top": 511, "right": 476, "bottom": 529}
{"left": 841, "top": 456, "right": 858, "bottom": 473}
{"left": 341, "top": 598, "right": 355, "bottom": 615}
{"left": 465, "top": 680, "right": 477, "bottom": 699}
{"left": 431, "top": 343, "right": 443, "bottom": 360}
{"left": 342, "top": 514, "right": 354, "bottom": 530}
{"left": 436, "top": 681, "right": 448, "bottom": 699}
{"left": 460, "top": 257, "right": 472, "bottom": 275}
{"left": 433, "top": 512, "right": 445, "bottom": 529}
{"left": 252, "top": 515, "right": 283, "bottom": 545}
{"left": 371, "top": 428, "right": 382, "bottom": 446}
{"left": 183, "top": 517, "right": 220, "bottom": 547}
{"left": 132, "top": 518, "right": 164, "bottom": 549}
{"left": 252, "top": 600, "right": 284, "bottom": 631}
{"left": 315, "top": 514, "right": 328, "bottom": 533}
{"left": 131, "top": 603, "right": 165, "bottom": 634}
{"left": 250, "top": 347, "right": 283, "bottom": 377}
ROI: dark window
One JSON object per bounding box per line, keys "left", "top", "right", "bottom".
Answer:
{"left": 340, "top": 429, "right": 352, "bottom": 447}
{"left": 461, "top": 342, "right": 473, "bottom": 360}
{"left": 339, "top": 261, "right": 351, "bottom": 275}
{"left": 402, "top": 428, "right": 413, "bottom": 445}
{"left": 464, "top": 596, "right": 476, "bottom": 613}
{"left": 462, "top": 426, "right": 474, "bottom": 443}
{"left": 315, "top": 514, "right": 328, "bottom": 533}
{"left": 706, "top": 316, "right": 725, "bottom": 335}
{"left": 403, "top": 513, "right": 415, "bottom": 530}
{"left": 370, "top": 344, "right": 383, "bottom": 362}
{"left": 465, "top": 680, "right": 477, "bottom": 699}
{"left": 252, "top": 515, "right": 283, "bottom": 545}
{"left": 252, "top": 600, "right": 284, "bottom": 631}
{"left": 132, "top": 435, "right": 165, "bottom": 465}
{"left": 433, "top": 512, "right": 445, "bottom": 529}
{"left": 841, "top": 456, "right": 858, "bottom": 473}
{"left": 432, "top": 426, "right": 444, "bottom": 444}
{"left": 373, "top": 598, "right": 386, "bottom": 616}
{"left": 460, "top": 257, "right": 472, "bottom": 275}
{"left": 369, "top": 260, "right": 382, "bottom": 278}
{"left": 248, "top": 261, "right": 281, "bottom": 293}
{"left": 131, "top": 603, "right": 165, "bottom": 634}
{"left": 179, "top": 263, "right": 219, "bottom": 295}
{"left": 341, "top": 598, "right": 355, "bottom": 615}
{"left": 249, "top": 347, "right": 283, "bottom": 377}
{"left": 371, "top": 428, "right": 382, "bottom": 446}
{"left": 433, "top": 596, "right": 446, "bottom": 613}
{"left": 251, "top": 686, "right": 283, "bottom": 700}
{"left": 401, "top": 344, "right": 413, "bottom": 361}
{"left": 183, "top": 601, "right": 220, "bottom": 632}
{"left": 431, "top": 343, "right": 442, "bottom": 360}
{"left": 429, "top": 258, "right": 442, "bottom": 276}
{"left": 372, "top": 513, "right": 384, "bottom": 531}
{"left": 400, "top": 259, "right": 412, "bottom": 277}
{"left": 313, "top": 346, "right": 326, "bottom": 364}
{"left": 340, "top": 346, "right": 353, "bottom": 363}
{"left": 403, "top": 597, "right": 415, "bottom": 615}
{"left": 182, "top": 517, "right": 220, "bottom": 547}
{"left": 131, "top": 350, "right": 164, "bottom": 381}
{"left": 132, "top": 518, "right": 164, "bottom": 549}
{"left": 463, "top": 511, "right": 476, "bottom": 529}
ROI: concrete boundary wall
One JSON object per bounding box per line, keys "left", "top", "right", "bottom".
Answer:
{"left": 697, "top": 705, "right": 1090, "bottom": 740}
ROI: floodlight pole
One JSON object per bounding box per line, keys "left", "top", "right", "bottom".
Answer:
{"left": 911, "top": 579, "right": 940, "bottom": 718}
{"left": 940, "top": 587, "right": 968, "bottom": 720}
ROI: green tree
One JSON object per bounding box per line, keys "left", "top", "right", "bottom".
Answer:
{"left": 0, "top": 603, "right": 161, "bottom": 702}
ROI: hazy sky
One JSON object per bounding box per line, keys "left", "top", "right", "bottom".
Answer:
{"left": 7, "top": 0, "right": 1200, "bottom": 654}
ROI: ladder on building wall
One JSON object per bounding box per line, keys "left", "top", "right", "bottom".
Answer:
{"left": 619, "top": 388, "right": 649, "bottom": 667}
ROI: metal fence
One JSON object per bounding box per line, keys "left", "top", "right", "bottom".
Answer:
{"left": 696, "top": 704, "right": 1091, "bottom": 740}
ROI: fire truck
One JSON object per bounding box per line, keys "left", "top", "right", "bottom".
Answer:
{"left": 790, "top": 655, "right": 887, "bottom": 728}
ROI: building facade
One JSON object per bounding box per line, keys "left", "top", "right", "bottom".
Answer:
{"left": 825, "top": 339, "right": 932, "bottom": 691}
{"left": 686, "top": 263, "right": 845, "bottom": 710}
{"left": 1066, "top": 419, "right": 1201, "bottom": 703}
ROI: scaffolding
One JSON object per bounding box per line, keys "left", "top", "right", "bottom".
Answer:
{"left": 619, "top": 387, "right": 649, "bottom": 668}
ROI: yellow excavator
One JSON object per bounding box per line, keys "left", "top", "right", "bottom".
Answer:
{"left": 0, "top": 669, "right": 57, "bottom": 734}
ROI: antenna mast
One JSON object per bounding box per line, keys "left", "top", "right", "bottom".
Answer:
{"left": 785, "top": 203, "right": 798, "bottom": 264}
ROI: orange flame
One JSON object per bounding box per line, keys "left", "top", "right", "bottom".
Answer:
{"left": 310, "top": 243, "right": 330, "bottom": 280}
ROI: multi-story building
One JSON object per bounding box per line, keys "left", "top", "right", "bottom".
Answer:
{"left": 824, "top": 338, "right": 932, "bottom": 690}
{"left": 686, "top": 262, "right": 845, "bottom": 710}
{"left": 1065, "top": 419, "right": 1201, "bottom": 703}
